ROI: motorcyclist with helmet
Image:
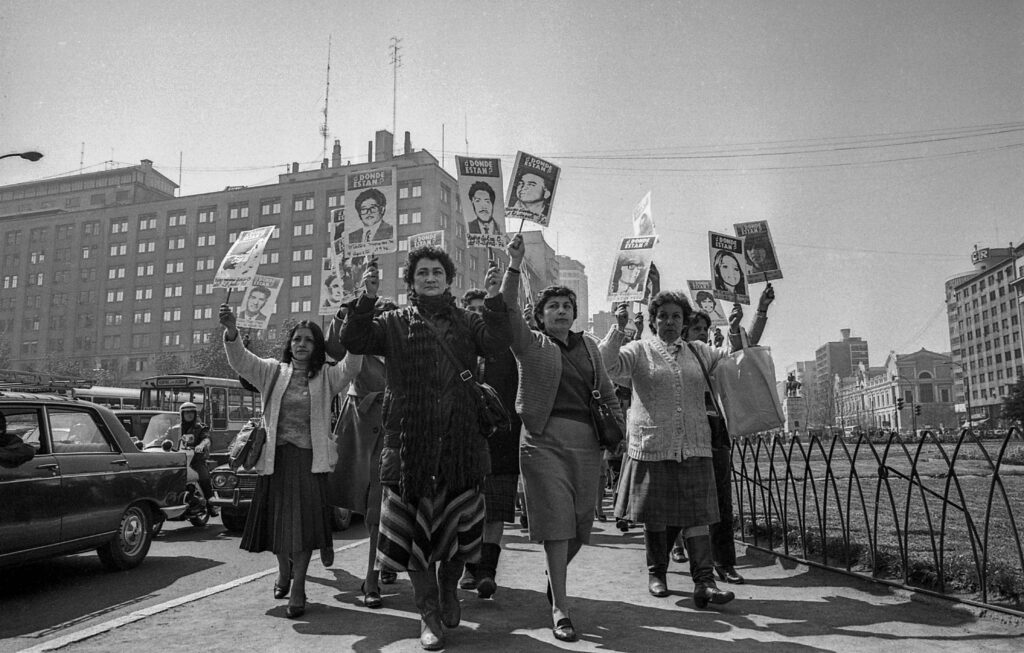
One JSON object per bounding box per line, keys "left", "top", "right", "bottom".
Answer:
{"left": 165, "top": 402, "right": 218, "bottom": 517}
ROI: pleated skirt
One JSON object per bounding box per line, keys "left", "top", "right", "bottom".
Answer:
{"left": 376, "top": 484, "right": 485, "bottom": 572}
{"left": 240, "top": 444, "right": 333, "bottom": 555}
{"left": 519, "top": 416, "right": 602, "bottom": 544}
{"left": 613, "top": 454, "right": 719, "bottom": 529}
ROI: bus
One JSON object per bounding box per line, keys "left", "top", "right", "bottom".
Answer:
{"left": 73, "top": 385, "right": 141, "bottom": 409}
{"left": 139, "top": 375, "right": 261, "bottom": 460}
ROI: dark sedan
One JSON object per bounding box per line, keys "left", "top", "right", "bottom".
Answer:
{"left": 0, "top": 392, "right": 187, "bottom": 570}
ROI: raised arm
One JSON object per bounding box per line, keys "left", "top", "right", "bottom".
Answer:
{"left": 472, "top": 263, "right": 512, "bottom": 357}
{"left": 219, "top": 303, "right": 279, "bottom": 390}
{"left": 325, "top": 306, "right": 347, "bottom": 361}
{"left": 747, "top": 283, "right": 774, "bottom": 346}
{"left": 496, "top": 234, "right": 534, "bottom": 353}
{"left": 339, "top": 266, "right": 388, "bottom": 356}
{"left": 598, "top": 302, "right": 641, "bottom": 385}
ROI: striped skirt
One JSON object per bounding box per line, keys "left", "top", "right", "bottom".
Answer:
{"left": 613, "top": 455, "right": 719, "bottom": 529}
{"left": 376, "top": 484, "right": 485, "bottom": 572}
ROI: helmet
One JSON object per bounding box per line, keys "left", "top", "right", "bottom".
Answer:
{"left": 179, "top": 402, "right": 198, "bottom": 414}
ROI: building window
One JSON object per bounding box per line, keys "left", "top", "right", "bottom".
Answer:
{"left": 327, "top": 191, "right": 344, "bottom": 208}
{"left": 138, "top": 215, "right": 157, "bottom": 230}
{"left": 168, "top": 237, "right": 186, "bottom": 250}
{"left": 109, "top": 244, "right": 127, "bottom": 256}
{"left": 293, "top": 195, "right": 314, "bottom": 212}
{"left": 138, "top": 241, "right": 156, "bottom": 253}
{"left": 108, "top": 267, "right": 125, "bottom": 279}
{"left": 412, "top": 184, "right": 422, "bottom": 198}
{"left": 198, "top": 234, "right": 216, "bottom": 247}
{"left": 198, "top": 207, "right": 217, "bottom": 223}
{"left": 168, "top": 211, "right": 187, "bottom": 227}
{"left": 411, "top": 211, "right": 422, "bottom": 224}
{"left": 229, "top": 203, "right": 250, "bottom": 220}
{"left": 110, "top": 219, "right": 129, "bottom": 234}
{"left": 260, "top": 199, "right": 281, "bottom": 216}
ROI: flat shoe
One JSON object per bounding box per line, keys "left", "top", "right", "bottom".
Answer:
{"left": 273, "top": 581, "right": 289, "bottom": 600}
{"left": 285, "top": 600, "right": 306, "bottom": 619}
{"left": 715, "top": 565, "right": 745, "bottom": 584}
{"left": 360, "top": 582, "right": 383, "bottom": 609}
{"left": 553, "top": 617, "right": 578, "bottom": 642}
{"left": 379, "top": 567, "right": 398, "bottom": 585}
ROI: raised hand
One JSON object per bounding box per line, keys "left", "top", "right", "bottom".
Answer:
{"left": 506, "top": 233, "right": 525, "bottom": 267}
{"left": 218, "top": 304, "right": 238, "bottom": 339}
{"left": 729, "top": 302, "right": 744, "bottom": 332}
{"left": 362, "top": 265, "right": 380, "bottom": 299}
{"left": 614, "top": 302, "right": 629, "bottom": 329}
{"left": 484, "top": 263, "right": 501, "bottom": 297}
{"left": 758, "top": 283, "right": 775, "bottom": 312}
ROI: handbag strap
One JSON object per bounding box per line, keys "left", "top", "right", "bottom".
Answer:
{"left": 418, "top": 312, "right": 483, "bottom": 395}
{"left": 557, "top": 338, "right": 602, "bottom": 401}
{"left": 261, "top": 364, "right": 281, "bottom": 424}
{"left": 686, "top": 342, "right": 724, "bottom": 420}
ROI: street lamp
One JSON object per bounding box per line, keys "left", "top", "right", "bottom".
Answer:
{"left": 0, "top": 151, "right": 44, "bottom": 162}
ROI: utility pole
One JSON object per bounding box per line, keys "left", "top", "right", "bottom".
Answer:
{"left": 389, "top": 36, "right": 403, "bottom": 138}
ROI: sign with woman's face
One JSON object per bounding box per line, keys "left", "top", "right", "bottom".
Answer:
{"left": 708, "top": 231, "right": 750, "bottom": 305}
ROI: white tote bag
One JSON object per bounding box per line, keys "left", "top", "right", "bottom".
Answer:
{"left": 693, "top": 336, "right": 785, "bottom": 437}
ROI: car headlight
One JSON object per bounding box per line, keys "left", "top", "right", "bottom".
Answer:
{"left": 211, "top": 473, "right": 238, "bottom": 490}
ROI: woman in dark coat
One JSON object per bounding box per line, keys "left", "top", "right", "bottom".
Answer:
{"left": 336, "top": 247, "right": 510, "bottom": 651}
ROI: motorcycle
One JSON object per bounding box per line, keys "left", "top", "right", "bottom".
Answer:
{"left": 145, "top": 433, "right": 211, "bottom": 535}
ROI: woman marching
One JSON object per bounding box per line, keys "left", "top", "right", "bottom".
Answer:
{"left": 498, "top": 235, "right": 624, "bottom": 642}
{"left": 219, "top": 305, "right": 362, "bottom": 619}
{"left": 599, "top": 292, "right": 741, "bottom": 609}
{"left": 337, "top": 247, "right": 511, "bottom": 651}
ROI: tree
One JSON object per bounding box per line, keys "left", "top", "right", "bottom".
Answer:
{"left": 188, "top": 323, "right": 294, "bottom": 379}
{"left": 41, "top": 353, "right": 89, "bottom": 380}
{"left": 0, "top": 329, "right": 12, "bottom": 369}
{"left": 1002, "top": 377, "right": 1024, "bottom": 425}
{"left": 155, "top": 353, "right": 183, "bottom": 375}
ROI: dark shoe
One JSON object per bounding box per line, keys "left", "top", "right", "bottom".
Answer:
{"left": 475, "top": 543, "right": 500, "bottom": 599}
{"left": 285, "top": 599, "right": 306, "bottom": 619}
{"left": 273, "top": 580, "right": 289, "bottom": 600}
{"left": 553, "top": 617, "right": 578, "bottom": 642}
{"left": 476, "top": 576, "right": 497, "bottom": 599}
{"left": 595, "top": 511, "right": 608, "bottom": 522}
{"left": 715, "top": 565, "right": 745, "bottom": 584}
{"left": 380, "top": 566, "right": 398, "bottom": 584}
{"left": 616, "top": 518, "right": 630, "bottom": 532}
{"left": 419, "top": 613, "right": 445, "bottom": 650}
{"left": 458, "top": 564, "right": 478, "bottom": 590}
{"left": 360, "top": 582, "right": 383, "bottom": 609}
{"left": 648, "top": 573, "right": 669, "bottom": 597}
{"left": 671, "top": 545, "right": 688, "bottom": 563}
{"left": 438, "top": 560, "right": 463, "bottom": 628}
{"left": 693, "top": 582, "right": 735, "bottom": 609}
{"left": 321, "top": 546, "right": 334, "bottom": 568}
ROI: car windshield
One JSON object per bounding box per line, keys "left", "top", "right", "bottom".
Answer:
{"left": 141, "top": 414, "right": 180, "bottom": 449}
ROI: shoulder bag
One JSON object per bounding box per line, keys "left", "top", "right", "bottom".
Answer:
{"left": 420, "top": 317, "right": 511, "bottom": 439}
{"left": 229, "top": 364, "right": 281, "bottom": 470}
{"left": 559, "top": 340, "right": 624, "bottom": 451}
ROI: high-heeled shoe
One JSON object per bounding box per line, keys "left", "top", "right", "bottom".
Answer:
{"left": 553, "top": 617, "right": 578, "bottom": 642}
{"left": 715, "top": 565, "right": 745, "bottom": 584}
{"left": 285, "top": 599, "right": 306, "bottom": 619}
{"left": 359, "top": 581, "right": 383, "bottom": 609}
{"left": 273, "top": 580, "right": 289, "bottom": 600}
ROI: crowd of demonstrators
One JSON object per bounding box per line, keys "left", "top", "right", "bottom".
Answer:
{"left": 324, "top": 299, "right": 398, "bottom": 609}
{"left": 219, "top": 309, "right": 362, "bottom": 619}
{"left": 458, "top": 287, "right": 522, "bottom": 599}
{"left": 497, "top": 235, "right": 625, "bottom": 643}
{"left": 336, "top": 247, "right": 511, "bottom": 651}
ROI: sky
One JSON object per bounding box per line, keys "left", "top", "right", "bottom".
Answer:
{"left": 3, "top": 0, "right": 1023, "bottom": 376}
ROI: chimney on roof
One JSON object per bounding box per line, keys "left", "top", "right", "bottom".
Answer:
{"left": 292, "top": 162, "right": 299, "bottom": 174}
{"left": 332, "top": 139, "right": 342, "bottom": 168}
{"left": 375, "top": 130, "right": 394, "bottom": 162}
{"left": 841, "top": 328, "right": 851, "bottom": 340}
{"left": 321, "top": 158, "right": 328, "bottom": 170}
{"left": 367, "top": 140, "right": 373, "bottom": 163}
{"left": 140, "top": 159, "right": 153, "bottom": 170}
{"left": 404, "top": 131, "right": 412, "bottom": 155}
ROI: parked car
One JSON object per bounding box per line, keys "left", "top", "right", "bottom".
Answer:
{"left": 0, "top": 391, "right": 188, "bottom": 570}
{"left": 113, "top": 409, "right": 179, "bottom": 448}
{"left": 209, "top": 418, "right": 352, "bottom": 533}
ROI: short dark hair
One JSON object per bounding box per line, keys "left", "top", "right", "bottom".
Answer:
{"left": 323, "top": 274, "right": 339, "bottom": 289}
{"left": 355, "top": 188, "right": 386, "bottom": 212}
{"left": 467, "top": 181, "right": 495, "bottom": 204}
{"left": 248, "top": 285, "right": 271, "bottom": 300}
{"left": 462, "top": 288, "right": 486, "bottom": 307}
{"left": 533, "top": 285, "right": 578, "bottom": 332}
{"left": 403, "top": 246, "right": 456, "bottom": 288}
{"left": 689, "top": 311, "right": 712, "bottom": 329}
{"left": 648, "top": 291, "right": 692, "bottom": 331}
{"left": 282, "top": 320, "right": 327, "bottom": 378}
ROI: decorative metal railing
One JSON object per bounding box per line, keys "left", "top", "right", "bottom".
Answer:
{"left": 733, "top": 427, "right": 1024, "bottom": 616}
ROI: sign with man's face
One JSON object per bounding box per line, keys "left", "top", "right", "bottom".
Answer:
{"left": 318, "top": 257, "right": 358, "bottom": 316}
{"left": 607, "top": 236, "right": 656, "bottom": 303}
{"left": 504, "top": 151, "right": 560, "bottom": 227}
{"left": 237, "top": 275, "right": 282, "bottom": 330}
{"left": 456, "top": 156, "right": 506, "bottom": 248}
{"left": 214, "top": 226, "right": 275, "bottom": 290}
{"left": 344, "top": 168, "right": 398, "bottom": 258}
{"left": 733, "top": 220, "right": 783, "bottom": 283}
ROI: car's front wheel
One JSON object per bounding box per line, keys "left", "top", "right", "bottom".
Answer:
{"left": 98, "top": 504, "right": 153, "bottom": 571}
{"left": 220, "top": 511, "right": 247, "bottom": 533}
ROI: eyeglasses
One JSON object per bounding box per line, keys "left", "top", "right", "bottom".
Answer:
{"left": 620, "top": 263, "right": 642, "bottom": 271}
{"left": 358, "top": 204, "right": 381, "bottom": 216}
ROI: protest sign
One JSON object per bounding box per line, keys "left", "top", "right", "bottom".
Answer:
{"left": 344, "top": 168, "right": 398, "bottom": 258}
{"left": 734, "top": 220, "right": 783, "bottom": 283}
{"left": 329, "top": 207, "right": 347, "bottom": 269}
{"left": 237, "top": 275, "right": 283, "bottom": 330}
{"left": 504, "top": 151, "right": 560, "bottom": 227}
{"left": 632, "top": 191, "right": 656, "bottom": 238}
{"left": 642, "top": 261, "right": 661, "bottom": 305}
{"left": 214, "top": 226, "right": 275, "bottom": 290}
{"left": 709, "top": 231, "right": 750, "bottom": 305}
{"left": 607, "top": 236, "right": 657, "bottom": 303}
{"left": 456, "top": 156, "right": 506, "bottom": 248}
{"left": 318, "top": 257, "right": 359, "bottom": 316}
{"left": 408, "top": 230, "right": 445, "bottom": 250}
{"left": 687, "top": 279, "right": 728, "bottom": 327}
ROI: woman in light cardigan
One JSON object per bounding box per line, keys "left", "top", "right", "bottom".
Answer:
{"left": 220, "top": 305, "right": 361, "bottom": 619}
{"left": 599, "top": 292, "right": 740, "bottom": 609}
{"left": 497, "top": 236, "right": 624, "bottom": 643}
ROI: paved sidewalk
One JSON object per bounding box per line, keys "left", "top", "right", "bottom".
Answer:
{"left": 25, "top": 519, "right": 1024, "bottom": 652}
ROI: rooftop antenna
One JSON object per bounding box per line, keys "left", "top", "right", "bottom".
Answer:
{"left": 79, "top": 142, "right": 84, "bottom": 174}
{"left": 389, "top": 36, "right": 403, "bottom": 138}
{"left": 320, "top": 35, "right": 332, "bottom": 162}
{"left": 465, "top": 115, "right": 469, "bottom": 156}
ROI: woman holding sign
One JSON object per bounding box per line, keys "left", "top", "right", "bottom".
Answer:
{"left": 337, "top": 248, "right": 511, "bottom": 651}
{"left": 599, "top": 293, "right": 742, "bottom": 609}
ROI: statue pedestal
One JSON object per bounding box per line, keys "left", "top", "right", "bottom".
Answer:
{"left": 784, "top": 395, "right": 807, "bottom": 434}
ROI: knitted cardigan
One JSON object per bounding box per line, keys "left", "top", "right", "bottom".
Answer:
{"left": 224, "top": 335, "right": 361, "bottom": 475}
{"left": 599, "top": 326, "right": 728, "bottom": 461}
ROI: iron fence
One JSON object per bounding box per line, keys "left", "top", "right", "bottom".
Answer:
{"left": 733, "top": 427, "right": 1024, "bottom": 616}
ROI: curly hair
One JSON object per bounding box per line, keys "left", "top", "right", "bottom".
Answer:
{"left": 402, "top": 246, "right": 456, "bottom": 288}
{"left": 647, "top": 290, "right": 692, "bottom": 331}
{"left": 467, "top": 180, "right": 495, "bottom": 203}
{"left": 461, "top": 288, "right": 487, "bottom": 307}
{"left": 281, "top": 320, "right": 328, "bottom": 378}
{"left": 533, "top": 285, "right": 578, "bottom": 332}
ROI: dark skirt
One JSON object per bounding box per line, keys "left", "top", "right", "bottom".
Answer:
{"left": 376, "top": 484, "right": 485, "bottom": 572}
{"left": 613, "top": 455, "right": 719, "bottom": 529}
{"left": 240, "top": 444, "right": 333, "bottom": 555}
{"left": 482, "top": 473, "right": 518, "bottom": 523}
{"left": 325, "top": 394, "right": 384, "bottom": 521}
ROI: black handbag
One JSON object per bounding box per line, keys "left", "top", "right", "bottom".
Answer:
{"left": 421, "top": 317, "right": 511, "bottom": 439}
{"left": 229, "top": 365, "right": 280, "bottom": 470}
{"left": 559, "top": 343, "right": 624, "bottom": 451}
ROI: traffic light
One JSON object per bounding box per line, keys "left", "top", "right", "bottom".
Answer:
{"left": 914, "top": 405, "right": 921, "bottom": 416}
{"left": 897, "top": 398, "right": 904, "bottom": 410}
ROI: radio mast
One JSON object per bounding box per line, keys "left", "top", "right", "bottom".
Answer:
{"left": 320, "top": 36, "right": 332, "bottom": 163}
{"left": 389, "top": 36, "right": 403, "bottom": 138}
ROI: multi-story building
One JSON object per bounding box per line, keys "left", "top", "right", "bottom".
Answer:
{"left": 519, "top": 230, "right": 559, "bottom": 302}
{"left": 556, "top": 254, "right": 588, "bottom": 325}
{"left": 814, "top": 329, "right": 870, "bottom": 426}
{"left": 944, "top": 244, "right": 1023, "bottom": 426}
{"left": 0, "top": 130, "right": 492, "bottom": 382}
